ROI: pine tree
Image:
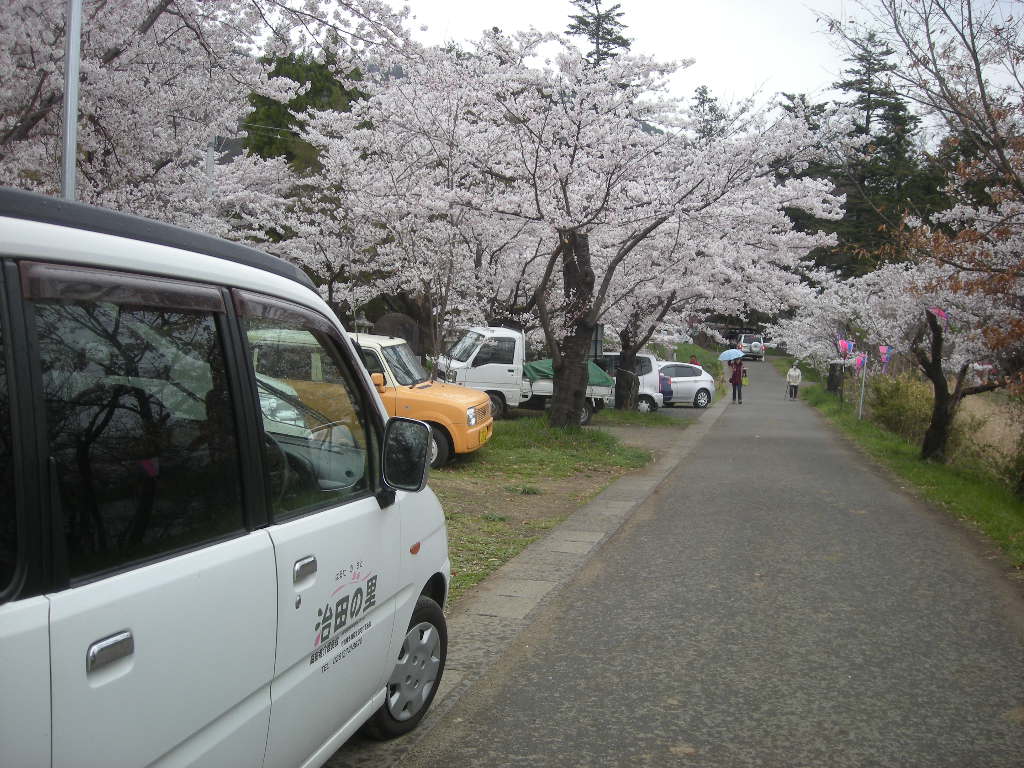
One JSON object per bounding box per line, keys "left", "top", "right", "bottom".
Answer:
{"left": 244, "top": 53, "right": 362, "bottom": 173}
{"left": 781, "top": 34, "right": 946, "bottom": 276}
{"left": 691, "top": 86, "right": 729, "bottom": 141}
{"left": 565, "top": 0, "right": 631, "bottom": 66}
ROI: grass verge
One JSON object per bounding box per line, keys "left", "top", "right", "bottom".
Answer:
{"left": 591, "top": 408, "right": 678, "bottom": 427}
{"left": 433, "top": 411, "right": 652, "bottom": 601}
{"left": 778, "top": 353, "right": 1024, "bottom": 568}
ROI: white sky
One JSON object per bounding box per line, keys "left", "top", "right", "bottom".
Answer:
{"left": 406, "top": 0, "right": 855, "bottom": 105}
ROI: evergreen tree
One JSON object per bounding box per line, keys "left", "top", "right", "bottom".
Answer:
{"left": 244, "top": 53, "right": 362, "bottom": 173}
{"left": 565, "top": 0, "right": 631, "bottom": 66}
{"left": 691, "top": 86, "right": 730, "bottom": 141}
{"left": 782, "top": 35, "right": 946, "bottom": 276}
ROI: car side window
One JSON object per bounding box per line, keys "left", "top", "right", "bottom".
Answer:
{"left": 255, "top": 342, "right": 312, "bottom": 380}
{"left": 661, "top": 365, "right": 680, "bottom": 377}
{"left": 0, "top": 288, "right": 15, "bottom": 593}
{"left": 635, "top": 357, "right": 653, "bottom": 376}
{"left": 678, "top": 365, "right": 700, "bottom": 378}
{"left": 490, "top": 339, "right": 515, "bottom": 365}
{"left": 239, "top": 292, "right": 373, "bottom": 519}
{"left": 360, "top": 348, "right": 386, "bottom": 376}
{"left": 24, "top": 262, "right": 246, "bottom": 581}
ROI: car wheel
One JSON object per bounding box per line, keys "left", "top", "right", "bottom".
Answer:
{"left": 694, "top": 389, "right": 711, "bottom": 408}
{"left": 428, "top": 426, "right": 451, "bottom": 469}
{"left": 362, "top": 595, "right": 447, "bottom": 740}
{"left": 488, "top": 392, "right": 505, "bottom": 420}
{"left": 637, "top": 395, "right": 657, "bottom": 413}
{"left": 579, "top": 400, "right": 593, "bottom": 426}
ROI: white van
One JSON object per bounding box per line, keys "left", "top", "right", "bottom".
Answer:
{"left": 0, "top": 188, "right": 450, "bottom": 768}
{"left": 594, "top": 352, "right": 665, "bottom": 412}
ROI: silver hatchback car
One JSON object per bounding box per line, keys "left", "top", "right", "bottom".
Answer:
{"left": 658, "top": 362, "right": 716, "bottom": 408}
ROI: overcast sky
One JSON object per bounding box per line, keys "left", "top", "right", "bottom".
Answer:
{"left": 406, "top": 0, "right": 855, "bottom": 105}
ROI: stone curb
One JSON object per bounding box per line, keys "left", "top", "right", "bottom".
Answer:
{"left": 327, "top": 397, "right": 731, "bottom": 767}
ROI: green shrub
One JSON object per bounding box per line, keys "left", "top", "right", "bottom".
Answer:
{"left": 867, "top": 374, "right": 933, "bottom": 443}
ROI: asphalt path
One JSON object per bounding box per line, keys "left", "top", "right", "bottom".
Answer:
{"left": 340, "top": 360, "right": 1024, "bottom": 767}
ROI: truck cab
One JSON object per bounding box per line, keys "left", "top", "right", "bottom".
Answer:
{"left": 437, "top": 327, "right": 531, "bottom": 419}
{"left": 439, "top": 327, "right": 614, "bottom": 424}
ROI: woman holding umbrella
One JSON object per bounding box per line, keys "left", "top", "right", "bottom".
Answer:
{"left": 719, "top": 347, "right": 746, "bottom": 404}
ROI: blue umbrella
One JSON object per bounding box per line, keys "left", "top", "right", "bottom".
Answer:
{"left": 718, "top": 349, "right": 744, "bottom": 361}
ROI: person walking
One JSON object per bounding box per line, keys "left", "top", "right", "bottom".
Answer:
{"left": 689, "top": 354, "right": 700, "bottom": 367}
{"left": 729, "top": 358, "right": 744, "bottom": 404}
{"left": 787, "top": 362, "right": 802, "bottom": 400}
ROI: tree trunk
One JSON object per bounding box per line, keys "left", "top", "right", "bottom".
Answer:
{"left": 548, "top": 326, "right": 594, "bottom": 427}
{"left": 615, "top": 349, "right": 640, "bottom": 410}
{"left": 916, "top": 310, "right": 956, "bottom": 462}
{"left": 920, "top": 382, "right": 953, "bottom": 461}
{"left": 548, "top": 231, "right": 596, "bottom": 427}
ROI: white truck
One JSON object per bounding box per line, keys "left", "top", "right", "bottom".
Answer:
{"left": 437, "top": 326, "right": 614, "bottom": 424}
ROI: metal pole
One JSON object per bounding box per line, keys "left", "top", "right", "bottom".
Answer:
{"left": 205, "top": 137, "right": 215, "bottom": 196}
{"left": 61, "top": 0, "right": 83, "bottom": 201}
{"left": 858, "top": 356, "right": 868, "bottom": 420}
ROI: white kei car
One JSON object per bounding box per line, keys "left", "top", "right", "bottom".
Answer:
{"left": 0, "top": 187, "right": 450, "bottom": 768}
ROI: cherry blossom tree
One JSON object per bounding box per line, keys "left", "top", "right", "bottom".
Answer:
{"left": 770, "top": 260, "right": 1019, "bottom": 461}
{"left": 826, "top": 0, "right": 1024, "bottom": 369}
{"left": 292, "top": 30, "right": 847, "bottom": 424}
{"left": 0, "top": 0, "right": 410, "bottom": 238}
{"left": 289, "top": 41, "right": 545, "bottom": 351}
{"left": 440, "top": 34, "right": 845, "bottom": 425}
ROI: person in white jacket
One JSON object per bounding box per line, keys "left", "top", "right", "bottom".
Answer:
{"left": 786, "top": 363, "right": 803, "bottom": 400}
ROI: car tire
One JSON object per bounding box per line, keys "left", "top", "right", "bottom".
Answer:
{"left": 362, "top": 595, "right": 447, "bottom": 741}
{"left": 428, "top": 425, "right": 451, "bottom": 469}
{"left": 694, "top": 389, "right": 711, "bottom": 409}
{"left": 488, "top": 391, "right": 505, "bottom": 420}
{"left": 579, "top": 400, "right": 593, "bottom": 426}
{"left": 637, "top": 395, "right": 657, "bottom": 413}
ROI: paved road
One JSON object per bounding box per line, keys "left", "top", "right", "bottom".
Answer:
{"left": 337, "top": 361, "right": 1024, "bottom": 767}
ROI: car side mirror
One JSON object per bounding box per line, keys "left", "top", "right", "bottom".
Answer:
{"left": 371, "top": 372, "right": 386, "bottom": 393}
{"left": 382, "top": 417, "right": 430, "bottom": 492}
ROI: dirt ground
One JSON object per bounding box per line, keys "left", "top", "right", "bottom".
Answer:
{"left": 431, "top": 424, "right": 682, "bottom": 525}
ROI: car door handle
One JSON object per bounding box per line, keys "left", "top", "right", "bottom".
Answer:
{"left": 87, "top": 630, "right": 134, "bottom": 673}
{"left": 293, "top": 555, "right": 317, "bottom": 584}
{"left": 507, "top": 369, "right": 515, "bottom": 373}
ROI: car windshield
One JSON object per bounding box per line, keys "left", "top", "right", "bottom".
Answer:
{"left": 381, "top": 342, "right": 429, "bottom": 386}
{"left": 740, "top": 334, "right": 760, "bottom": 343}
{"left": 447, "top": 331, "right": 483, "bottom": 362}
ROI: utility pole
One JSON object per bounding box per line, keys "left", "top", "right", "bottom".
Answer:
{"left": 205, "top": 137, "right": 216, "bottom": 196}
{"left": 61, "top": 0, "right": 83, "bottom": 201}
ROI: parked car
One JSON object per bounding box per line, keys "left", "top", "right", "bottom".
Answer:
{"left": 659, "top": 362, "right": 716, "bottom": 408}
{"left": 595, "top": 352, "right": 665, "bottom": 413}
{"left": 436, "top": 326, "right": 612, "bottom": 424}
{"left": 0, "top": 187, "right": 450, "bottom": 768}
{"left": 738, "top": 333, "right": 765, "bottom": 361}
{"left": 354, "top": 333, "right": 493, "bottom": 468}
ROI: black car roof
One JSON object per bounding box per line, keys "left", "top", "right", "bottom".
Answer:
{"left": 0, "top": 187, "right": 316, "bottom": 291}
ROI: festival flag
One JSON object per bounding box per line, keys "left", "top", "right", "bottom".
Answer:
{"left": 878, "top": 345, "right": 893, "bottom": 373}
{"left": 928, "top": 306, "right": 949, "bottom": 328}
